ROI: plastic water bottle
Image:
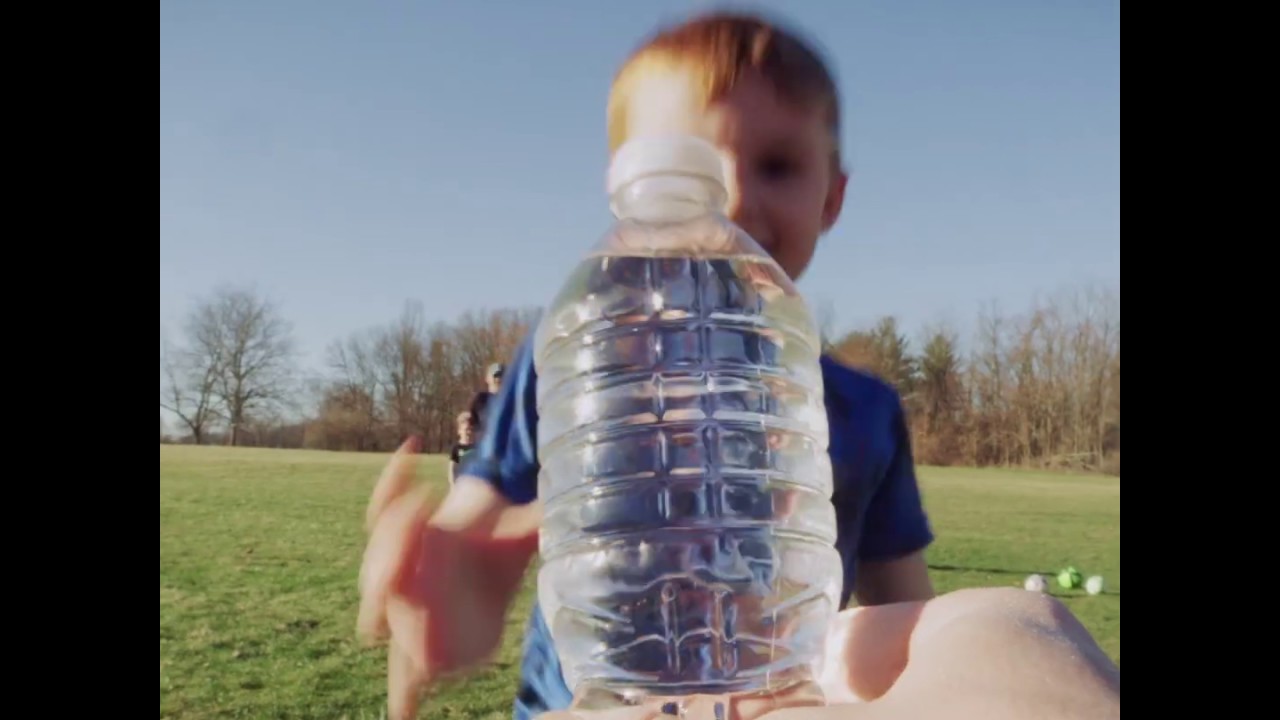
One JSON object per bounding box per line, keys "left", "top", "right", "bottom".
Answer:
{"left": 532, "top": 134, "right": 841, "bottom": 711}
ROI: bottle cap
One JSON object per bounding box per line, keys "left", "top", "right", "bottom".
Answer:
{"left": 606, "top": 134, "right": 727, "bottom": 196}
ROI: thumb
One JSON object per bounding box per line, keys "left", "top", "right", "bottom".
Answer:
{"left": 357, "top": 483, "right": 435, "bottom": 643}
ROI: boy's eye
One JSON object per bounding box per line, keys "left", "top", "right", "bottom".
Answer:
{"left": 758, "top": 156, "right": 796, "bottom": 180}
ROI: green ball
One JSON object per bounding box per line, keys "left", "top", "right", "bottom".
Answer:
{"left": 1057, "top": 567, "right": 1083, "bottom": 589}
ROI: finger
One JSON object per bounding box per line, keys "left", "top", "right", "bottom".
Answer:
{"left": 385, "top": 568, "right": 430, "bottom": 674}
{"left": 427, "top": 477, "right": 517, "bottom": 532}
{"left": 836, "top": 601, "right": 925, "bottom": 702}
{"left": 490, "top": 497, "right": 544, "bottom": 542}
{"left": 429, "top": 478, "right": 542, "bottom": 545}
{"left": 387, "top": 638, "right": 425, "bottom": 720}
{"left": 357, "top": 484, "right": 434, "bottom": 643}
{"left": 366, "top": 436, "right": 422, "bottom": 533}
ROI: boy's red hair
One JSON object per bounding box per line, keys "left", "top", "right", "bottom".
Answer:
{"left": 607, "top": 11, "right": 841, "bottom": 160}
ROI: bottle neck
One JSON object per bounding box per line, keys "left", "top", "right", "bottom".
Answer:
{"left": 610, "top": 174, "right": 727, "bottom": 223}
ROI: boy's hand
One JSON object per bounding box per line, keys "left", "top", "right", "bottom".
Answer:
{"left": 357, "top": 437, "right": 542, "bottom": 720}
{"left": 539, "top": 587, "right": 1118, "bottom": 720}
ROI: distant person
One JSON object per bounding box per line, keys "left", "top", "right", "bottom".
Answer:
{"left": 467, "top": 362, "right": 503, "bottom": 437}
{"left": 447, "top": 411, "right": 475, "bottom": 485}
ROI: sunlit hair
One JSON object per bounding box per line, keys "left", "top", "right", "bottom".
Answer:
{"left": 607, "top": 11, "right": 841, "bottom": 162}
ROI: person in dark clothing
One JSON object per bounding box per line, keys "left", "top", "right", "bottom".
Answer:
{"left": 447, "top": 410, "right": 475, "bottom": 485}
{"left": 467, "top": 362, "right": 504, "bottom": 437}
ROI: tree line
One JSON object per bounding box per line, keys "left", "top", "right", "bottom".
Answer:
{"left": 160, "top": 282, "right": 1119, "bottom": 474}
{"left": 826, "top": 284, "right": 1119, "bottom": 474}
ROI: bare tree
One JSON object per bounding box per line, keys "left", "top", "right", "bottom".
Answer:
{"left": 969, "top": 301, "right": 1012, "bottom": 466}
{"left": 160, "top": 265, "right": 1124, "bottom": 469}
{"left": 416, "top": 324, "right": 465, "bottom": 453}
{"left": 376, "top": 302, "right": 431, "bottom": 443}
{"left": 160, "top": 335, "right": 220, "bottom": 445}
{"left": 452, "top": 307, "right": 539, "bottom": 386}
{"left": 954, "top": 287, "right": 1119, "bottom": 471}
{"left": 307, "top": 305, "right": 540, "bottom": 453}
{"left": 325, "top": 329, "right": 386, "bottom": 447}
{"left": 171, "top": 286, "right": 297, "bottom": 446}
{"left": 213, "top": 287, "right": 295, "bottom": 445}
{"left": 305, "top": 384, "right": 386, "bottom": 451}
{"left": 915, "top": 322, "right": 965, "bottom": 464}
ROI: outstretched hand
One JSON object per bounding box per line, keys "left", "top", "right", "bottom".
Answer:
{"left": 358, "top": 437, "right": 542, "bottom": 720}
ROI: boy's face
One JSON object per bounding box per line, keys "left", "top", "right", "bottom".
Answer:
{"left": 617, "top": 65, "right": 847, "bottom": 281}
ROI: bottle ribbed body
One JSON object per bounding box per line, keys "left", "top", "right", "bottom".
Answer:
{"left": 533, "top": 239, "right": 841, "bottom": 703}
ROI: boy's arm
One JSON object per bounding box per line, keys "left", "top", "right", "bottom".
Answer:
{"left": 855, "top": 550, "right": 934, "bottom": 605}
{"left": 854, "top": 395, "right": 935, "bottom": 606}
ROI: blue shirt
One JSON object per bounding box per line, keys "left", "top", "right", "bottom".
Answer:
{"left": 460, "top": 335, "right": 934, "bottom": 720}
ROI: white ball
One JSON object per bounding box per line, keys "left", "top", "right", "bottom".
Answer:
{"left": 1024, "top": 574, "right": 1048, "bottom": 592}
{"left": 1085, "top": 575, "right": 1104, "bottom": 595}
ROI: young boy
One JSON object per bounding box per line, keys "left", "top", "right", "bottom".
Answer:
{"left": 358, "top": 11, "right": 935, "bottom": 720}
{"left": 447, "top": 410, "right": 475, "bottom": 485}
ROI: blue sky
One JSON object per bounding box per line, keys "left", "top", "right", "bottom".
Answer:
{"left": 160, "top": 0, "right": 1120, "bottom": 373}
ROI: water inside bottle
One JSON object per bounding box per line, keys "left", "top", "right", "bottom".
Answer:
{"left": 534, "top": 250, "right": 841, "bottom": 708}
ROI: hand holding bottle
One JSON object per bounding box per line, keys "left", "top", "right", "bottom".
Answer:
{"left": 537, "top": 586, "right": 1120, "bottom": 720}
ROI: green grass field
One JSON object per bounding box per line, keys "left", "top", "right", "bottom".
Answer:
{"left": 159, "top": 445, "right": 1120, "bottom": 719}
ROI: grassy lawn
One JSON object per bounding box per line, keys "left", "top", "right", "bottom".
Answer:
{"left": 159, "top": 445, "right": 1120, "bottom": 719}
